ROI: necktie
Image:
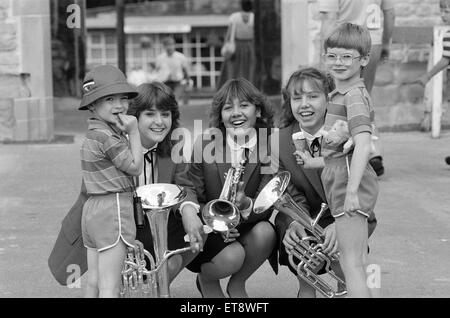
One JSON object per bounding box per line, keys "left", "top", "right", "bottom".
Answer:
{"left": 144, "top": 148, "right": 157, "bottom": 185}
{"left": 310, "top": 137, "right": 321, "bottom": 158}
{"left": 242, "top": 147, "right": 250, "bottom": 163}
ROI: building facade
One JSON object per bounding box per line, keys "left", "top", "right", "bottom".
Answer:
{"left": 85, "top": 1, "right": 242, "bottom": 93}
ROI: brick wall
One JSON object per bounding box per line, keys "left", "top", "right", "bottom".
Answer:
{"left": 0, "top": 0, "right": 54, "bottom": 142}
{"left": 308, "top": 0, "right": 449, "bottom": 131}
{"left": 376, "top": 0, "right": 450, "bottom": 131}
{"left": 0, "top": 0, "right": 21, "bottom": 140}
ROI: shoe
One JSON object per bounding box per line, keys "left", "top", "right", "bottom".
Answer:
{"left": 369, "top": 156, "right": 384, "bottom": 177}
{"left": 445, "top": 156, "right": 450, "bottom": 165}
{"left": 196, "top": 275, "right": 204, "bottom": 298}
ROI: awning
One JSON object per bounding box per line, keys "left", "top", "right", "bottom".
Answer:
{"left": 86, "top": 13, "right": 229, "bottom": 34}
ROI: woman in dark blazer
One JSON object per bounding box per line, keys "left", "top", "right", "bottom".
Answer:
{"left": 274, "top": 67, "right": 377, "bottom": 297}
{"left": 48, "top": 82, "right": 205, "bottom": 291}
{"left": 186, "top": 78, "right": 277, "bottom": 298}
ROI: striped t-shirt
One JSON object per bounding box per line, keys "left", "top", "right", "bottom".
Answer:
{"left": 321, "top": 78, "right": 375, "bottom": 159}
{"left": 80, "top": 117, "right": 134, "bottom": 195}
{"left": 443, "top": 29, "right": 450, "bottom": 59}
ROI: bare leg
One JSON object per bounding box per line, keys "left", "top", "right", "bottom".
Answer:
{"left": 335, "top": 215, "right": 371, "bottom": 298}
{"left": 85, "top": 249, "right": 99, "bottom": 298}
{"left": 363, "top": 252, "right": 381, "bottom": 298}
{"left": 199, "top": 242, "right": 246, "bottom": 298}
{"left": 168, "top": 232, "right": 208, "bottom": 283}
{"left": 227, "top": 221, "right": 276, "bottom": 298}
{"left": 330, "top": 260, "right": 347, "bottom": 296}
{"left": 98, "top": 240, "right": 127, "bottom": 298}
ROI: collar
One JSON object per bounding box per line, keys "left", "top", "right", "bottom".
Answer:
{"left": 87, "top": 116, "right": 122, "bottom": 135}
{"left": 226, "top": 130, "right": 258, "bottom": 152}
{"left": 142, "top": 143, "right": 158, "bottom": 155}
{"left": 299, "top": 123, "right": 326, "bottom": 142}
{"left": 330, "top": 77, "right": 365, "bottom": 97}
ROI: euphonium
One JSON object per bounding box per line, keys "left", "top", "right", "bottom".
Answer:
{"left": 201, "top": 151, "right": 249, "bottom": 236}
{"left": 253, "top": 171, "right": 347, "bottom": 298}
{"left": 119, "top": 183, "right": 193, "bottom": 298}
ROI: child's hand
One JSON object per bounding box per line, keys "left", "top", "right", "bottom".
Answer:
{"left": 342, "top": 138, "right": 354, "bottom": 154}
{"left": 343, "top": 191, "right": 361, "bottom": 218}
{"left": 116, "top": 114, "right": 138, "bottom": 134}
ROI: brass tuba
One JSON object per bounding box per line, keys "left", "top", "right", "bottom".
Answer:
{"left": 119, "top": 183, "right": 193, "bottom": 298}
{"left": 253, "top": 172, "right": 347, "bottom": 298}
{"left": 201, "top": 151, "right": 249, "bottom": 238}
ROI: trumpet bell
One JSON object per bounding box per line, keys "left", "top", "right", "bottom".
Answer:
{"left": 136, "top": 183, "right": 187, "bottom": 210}
{"left": 202, "top": 199, "right": 240, "bottom": 232}
{"left": 254, "top": 171, "right": 291, "bottom": 214}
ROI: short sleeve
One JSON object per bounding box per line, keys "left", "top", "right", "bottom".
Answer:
{"left": 179, "top": 52, "right": 188, "bottom": 67}
{"left": 443, "top": 30, "right": 450, "bottom": 59}
{"left": 345, "top": 89, "right": 373, "bottom": 137}
{"left": 103, "top": 134, "right": 135, "bottom": 175}
{"left": 229, "top": 12, "right": 240, "bottom": 24}
{"left": 318, "top": 0, "right": 339, "bottom": 13}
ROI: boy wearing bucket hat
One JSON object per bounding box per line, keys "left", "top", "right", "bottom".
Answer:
{"left": 79, "top": 65, "right": 143, "bottom": 297}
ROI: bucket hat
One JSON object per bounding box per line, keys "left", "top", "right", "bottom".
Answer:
{"left": 79, "top": 65, "right": 138, "bottom": 110}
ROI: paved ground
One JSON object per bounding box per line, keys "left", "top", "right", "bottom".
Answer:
{"left": 1, "top": 97, "right": 450, "bottom": 298}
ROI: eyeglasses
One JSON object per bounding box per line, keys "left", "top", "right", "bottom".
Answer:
{"left": 323, "top": 53, "right": 362, "bottom": 65}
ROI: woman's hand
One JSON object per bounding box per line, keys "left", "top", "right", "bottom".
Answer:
{"left": 321, "top": 223, "right": 338, "bottom": 256}
{"left": 294, "top": 151, "right": 324, "bottom": 169}
{"left": 283, "top": 222, "right": 306, "bottom": 252}
{"left": 294, "top": 150, "right": 312, "bottom": 166}
{"left": 181, "top": 205, "right": 205, "bottom": 252}
{"left": 222, "top": 228, "right": 240, "bottom": 243}
{"left": 234, "top": 181, "right": 252, "bottom": 219}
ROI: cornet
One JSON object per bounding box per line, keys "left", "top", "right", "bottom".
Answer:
{"left": 120, "top": 183, "right": 193, "bottom": 298}
{"left": 253, "top": 171, "right": 347, "bottom": 298}
{"left": 201, "top": 151, "right": 249, "bottom": 238}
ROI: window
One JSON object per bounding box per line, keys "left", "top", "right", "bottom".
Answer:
{"left": 86, "top": 28, "right": 225, "bottom": 90}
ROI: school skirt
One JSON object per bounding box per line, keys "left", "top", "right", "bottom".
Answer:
{"left": 186, "top": 220, "right": 277, "bottom": 274}
{"left": 82, "top": 192, "right": 136, "bottom": 252}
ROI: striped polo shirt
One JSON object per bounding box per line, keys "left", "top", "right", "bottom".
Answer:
{"left": 443, "top": 29, "right": 450, "bottom": 60}
{"left": 322, "top": 78, "right": 375, "bottom": 159}
{"left": 80, "top": 117, "right": 134, "bottom": 195}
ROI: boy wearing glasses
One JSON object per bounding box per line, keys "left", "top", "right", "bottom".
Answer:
{"left": 318, "top": 0, "right": 394, "bottom": 177}
{"left": 316, "top": 23, "right": 379, "bottom": 297}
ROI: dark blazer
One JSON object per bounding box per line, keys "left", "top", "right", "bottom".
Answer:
{"left": 273, "top": 124, "right": 334, "bottom": 233}
{"left": 273, "top": 123, "right": 377, "bottom": 271}
{"left": 189, "top": 134, "right": 274, "bottom": 225}
{"left": 188, "top": 134, "right": 278, "bottom": 272}
{"left": 48, "top": 154, "right": 198, "bottom": 286}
